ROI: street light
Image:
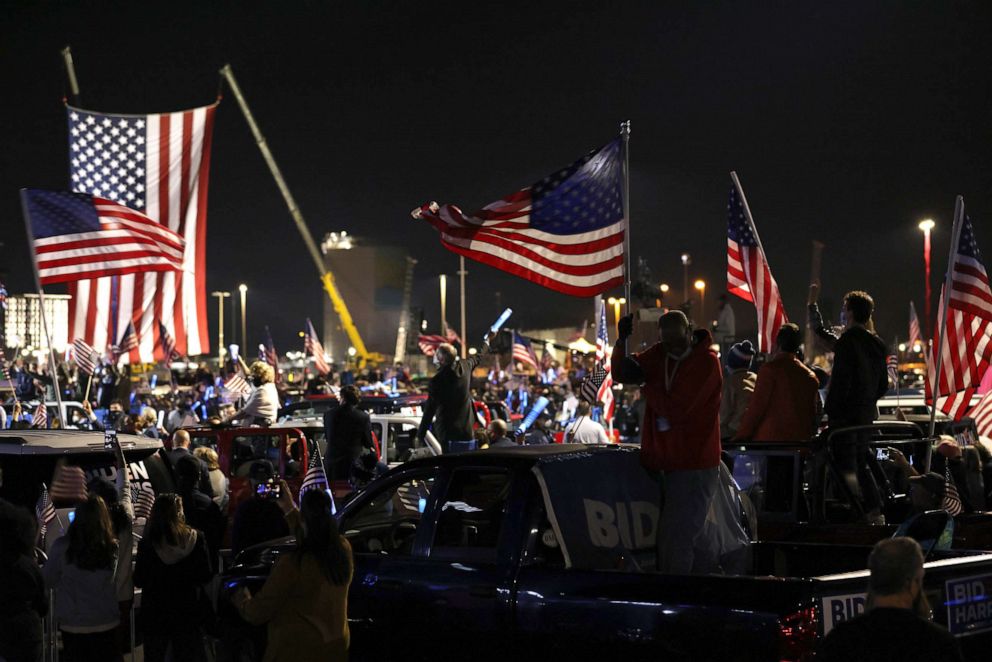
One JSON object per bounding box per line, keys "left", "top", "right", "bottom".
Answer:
{"left": 659, "top": 283, "right": 670, "bottom": 308}
{"left": 919, "top": 219, "right": 935, "bottom": 333}
{"left": 439, "top": 274, "right": 447, "bottom": 335}
{"left": 238, "top": 284, "right": 248, "bottom": 349}
{"left": 607, "top": 296, "right": 627, "bottom": 328}
{"left": 211, "top": 291, "right": 231, "bottom": 364}
{"left": 694, "top": 279, "right": 706, "bottom": 323}
{"left": 681, "top": 254, "right": 691, "bottom": 302}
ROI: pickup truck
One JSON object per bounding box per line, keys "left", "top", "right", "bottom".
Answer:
{"left": 220, "top": 444, "right": 992, "bottom": 661}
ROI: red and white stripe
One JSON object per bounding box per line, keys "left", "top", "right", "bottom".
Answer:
{"left": 928, "top": 288, "right": 992, "bottom": 419}
{"left": 967, "top": 389, "right": 992, "bottom": 438}
{"left": 415, "top": 196, "right": 625, "bottom": 298}
{"left": 68, "top": 104, "right": 216, "bottom": 363}
{"left": 595, "top": 301, "right": 615, "bottom": 422}
{"left": 418, "top": 334, "right": 447, "bottom": 356}
{"left": 726, "top": 214, "right": 788, "bottom": 353}
{"left": 512, "top": 338, "right": 539, "bottom": 369}
{"left": 305, "top": 318, "right": 330, "bottom": 375}
{"left": 909, "top": 301, "right": 922, "bottom": 347}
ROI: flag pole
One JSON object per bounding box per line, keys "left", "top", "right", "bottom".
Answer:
{"left": 19, "top": 190, "right": 66, "bottom": 429}
{"left": 928, "top": 196, "right": 965, "bottom": 445}
{"left": 60, "top": 46, "right": 81, "bottom": 104}
{"left": 458, "top": 256, "right": 467, "bottom": 359}
{"left": 620, "top": 120, "right": 632, "bottom": 313}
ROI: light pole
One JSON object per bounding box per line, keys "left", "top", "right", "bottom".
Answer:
{"left": 681, "top": 253, "right": 691, "bottom": 303}
{"left": 694, "top": 279, "right": 707, "bottom": 325}
{"left": 919, "top": 219, "right": 935, "bottom": 335}
{"left": 238, "top": 284, "right": 248, "bottom": 349}
{"left": 211, "top": 291, "right": 231, "bottom": 364}
{"left": 607, "top": 297, "right": 627, "bottom": 328}
{"left": 659, "top": 283, "right": 670, "bottom": 308}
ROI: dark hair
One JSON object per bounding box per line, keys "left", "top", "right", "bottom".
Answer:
{"left": 844, "top": 291, "right": 874, "bottom": 324}
{"left": 340, "top": 384, "right": 360, "bottom": 407}
{"left": 66, "top": 495, "right": 118, "bottom": 570}
{"left": 776, "top": 323, "right": 802, "bottom": 354}
{"left": 576, "top": 401, "right": 592, "bottom": 416}
{"left": 0, "top": 498, "right": 38, "bottom": 562}
{"left": 145, "top": 493, "right": 193, "bottom": 548}
{"left": 297, "top": 490, "right": 351, "bottom": 586}
{"left": 868, "top": 537, "right": 923, "bottom": 596}
{"left": 87, "top": 477, "right": 130, "bottom": 535}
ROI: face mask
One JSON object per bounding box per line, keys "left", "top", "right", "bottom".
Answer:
{"left": 840, "top": 309, "right": 848, "bottom": 327}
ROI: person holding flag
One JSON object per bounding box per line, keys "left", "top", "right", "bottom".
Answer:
{"left": 223, "top": 361, "right": 278, "bottom": 426}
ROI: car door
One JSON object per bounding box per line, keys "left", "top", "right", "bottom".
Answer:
{"left": 339, "top": 466, "right": 441, "bottom": 656}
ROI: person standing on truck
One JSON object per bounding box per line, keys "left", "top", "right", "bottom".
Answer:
{"left": 612, "top": 310, "right": 723, "bottom": 574}
{"left": 325, "top": 385, "right": 377, "bottom": 481}
{"left": 418, "top": 336, "right": 492, "bottom": 453}
{"left": 822, "top": 290, "right": 889, "bottom": 524}
{"left": 223, "top": 361, "right": 279, "bottom": 426}
{"left": 818, "top": 537, "right": 963, "bottom": 662}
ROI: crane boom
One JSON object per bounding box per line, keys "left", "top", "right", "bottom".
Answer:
{"left": 221, "top": 64, "right": 378, "bottom": 367}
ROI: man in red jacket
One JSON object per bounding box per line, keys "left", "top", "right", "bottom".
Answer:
{"left": 612, "top": 310, "right": 723, "bottom": 574}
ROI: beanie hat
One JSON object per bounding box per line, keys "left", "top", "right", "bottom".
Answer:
{"left": 726, "top": 340, "right": 756, "bottom": 370}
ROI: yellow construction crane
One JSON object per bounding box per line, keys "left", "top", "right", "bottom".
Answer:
{"left": 221, "top": 65, "right": 381, "bottom": 368}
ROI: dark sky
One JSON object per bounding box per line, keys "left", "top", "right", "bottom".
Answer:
{"left": 2, "top": 1, "right": 991, "bottom": 352}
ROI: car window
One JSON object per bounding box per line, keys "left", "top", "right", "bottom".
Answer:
{"left": 231, "top": 435, "right": 282, "bottom": 478}
{"left": 342, "top": 472, "right": 436, "bottom": 556}
{"left": 189, "top": 435, "right": 217, "bottom": 452}
{"left": 431, "top": 469, "right": 511, "bottom": 562}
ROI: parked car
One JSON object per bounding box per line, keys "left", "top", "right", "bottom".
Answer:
{"left": 219, "top": 444, "right": 992, "bottom": 661}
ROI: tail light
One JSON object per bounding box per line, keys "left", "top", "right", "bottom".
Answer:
{"left": 778, "top": 606, "right": 819, "bottom": 661}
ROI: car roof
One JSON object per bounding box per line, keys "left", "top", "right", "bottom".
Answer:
{"left": 0, "top": 430, "right": 163, "bottom": 455}
{"left": 395, "top": 443, "right": 632, "bottom": 472}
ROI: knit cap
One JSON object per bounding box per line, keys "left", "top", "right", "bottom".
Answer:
{"left": 726, "top": 340, "right": 756, "bottom": 370}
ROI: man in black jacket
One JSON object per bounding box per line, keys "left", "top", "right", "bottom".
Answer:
{"left": 418, "top": 337, "right": 491, "bottom": 453}
{"left": 325, "top": 384, "right": 377, "bottom": 481}
{"left": 823, "top": 290, "right": 889, "bottom": 522}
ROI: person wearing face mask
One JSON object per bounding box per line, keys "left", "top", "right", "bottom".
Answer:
{"left": 822, "top": 290, "right": 889, "bottom": 524}
{"left": 224, "top": 361, "right": 279, "bottom": 426}
{"left": 611, "top": 310, "right": 723, "bottom": 574}
{"left": 417, "top": 334, "right": 493, "bottom": 453}
{"left": 818, "top": 537, "right": 963, "bottom": 662}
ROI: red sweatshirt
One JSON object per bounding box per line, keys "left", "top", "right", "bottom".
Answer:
{"left": 633, "top": 329, "right": 723, "bottom": 472}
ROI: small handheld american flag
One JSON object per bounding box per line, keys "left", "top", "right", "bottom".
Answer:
{"left": 300, "top": 441, "right": 335, "bottom": 514}
{"left": 72, "top": 338, "right": 98, "bottom": 375}
{"left": 418, "top": 334, "right": 447, "bottom": 357}
{"left": 31, "top": 403, "right": 48, "bottom": 429}
{"left": 35, "top": 483, "right": 56, "bottom": 541}
{"left": 942, "top": 465, "right": 963, "bottom": 516}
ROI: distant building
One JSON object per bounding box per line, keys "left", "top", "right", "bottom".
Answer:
{"left": 320, "top": 232, "right": 408, "bottom": 361}
{"left": 3, "top": 293, "right": 71, "bottom": 360}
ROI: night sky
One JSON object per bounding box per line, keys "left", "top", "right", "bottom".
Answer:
{"left": 2, "top": 2, "right": 991, "bottom": 353}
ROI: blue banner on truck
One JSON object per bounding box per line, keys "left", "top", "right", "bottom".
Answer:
{"left": 945, "top": 573, "right": 992, "bottom": 635}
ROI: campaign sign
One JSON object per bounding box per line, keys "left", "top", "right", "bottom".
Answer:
{"left": 945, "top": 574, "right": 992, "bottom": 635}
{"left": 820, "top": 592, "right": 867, "bottom": 635}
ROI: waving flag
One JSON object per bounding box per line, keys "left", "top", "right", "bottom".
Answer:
{"left": 942, "top": 465, "right": 963, "bottom": 516}
{"left": 35, "top": 484, "right": 56, "bottom": 541}
{"left": 31, "top": 403, "right": 48, "bottom": 429}
{"left": 66, "top": 103, "right": 218, "bottom": 363}
{"left": 72, "top": 338, "right": 98, "bottom": 374}
{"left": 158, "top": 320, "right": 180, "bottom": 361}
{"left": 512, "top": 332, "right": 539, "bottom": 369}
{"left": 418, "top": 334, "right": 447, "bottom": 357}
{"left": 223, "top": 373, "right": 252, "bottom": 398}
{"left": 967, "top": 389, "right": 992, "bottom": 438}
{"left": 413, "top": 139, "right": 625, "bottom": 297}
{"left": 23, "top": 189, "right": 185, "bottom": 285}
{"left": 113, "top": 321, "right": 138, "bottom": 360}
{"left": 305, "top": 318, "right": 329, "bottom": 375}
{"left": 726, "top": 175, "right": 788, "bottom": 353}
{"left": 909, "top": 301, "right": 922, "bottom": 347}
{"left": 927, "top": 208, "right": 992, "bottom": 420}
{"left": 579, "top": 301, "right": 615, "bottom": 421}
{"left": 444, "top": 321, "right": 462, "bottom": 346}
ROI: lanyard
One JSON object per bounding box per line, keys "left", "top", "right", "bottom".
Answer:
{"left": 664, "top": 354, "right": 683, "bottom": 392}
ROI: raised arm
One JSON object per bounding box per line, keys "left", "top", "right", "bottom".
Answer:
{"left": 611, "top": 315, "right": 645, "bottom": 384}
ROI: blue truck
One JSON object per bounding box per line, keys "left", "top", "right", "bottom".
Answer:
{"left": 220, "top": 444, "right": 992, "bottom": 661}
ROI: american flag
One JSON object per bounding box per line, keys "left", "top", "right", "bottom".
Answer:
{"left": 966, "top": 389, "right": 992, "bottom": 438}
{"left": 0, "top": 348, "right": 14, "bottom": 389}
{"left": 35, "top": 483, "right": 56, "bottom": 541}
{"left": 887, "top": 355, "right": 899, "bottom": 387}
{"left": 300, "top": 442, "right": 332, "bottom": 514}
{"left": 114, "top": 321, "right": 139, "bottom": 360}
{"left": 224, "top": 372, "right": 252, "bottom": 398}
{"left": 927, "top": 209, "right": 992, "bottom": 420}
{"left": 66, "top": 103, "right": 217, "bottom": 363}
{"left": 444, "top": 321, "right": 462, "bottom": 346}
{"left": 0, "top": 281, "right": 7, "bottom": 310}
{"left": 23, "top": 189, "right": 185, "bottom": 286}
{"left": 72, "top": 338, "right": 98, "bottom": 375}
{"left": 726, "top": 175, "right": 788, "bottom": 353}
{"left": 579, "top": 300, "right": 615, "bottom": 420}
{"left": 512, "top": 332, "right": 539, "bottom": 369}
{"left": 158, "top": 320, "right": 180, "bottom": 361}
{"left": 304, "top": 318, "right": 330, "bottom": 375}
{"left": 418, "top": 334, "right": 447, "bottom": 356}
{"left": 130, "top": 484, "right": 157, "bottom": 520}
{"left": 31, "top": 403, "right": 48, "bottom": 429}
{"left": 262, "top": 326, "right": 279, "bottom": 378}
{"left": 943, "top": 465, "right": 963, "bottom": 516}
{"left": 50, "top": 465, "right": 88, "bottom": 504}
{"left": 413, "top": 139, "right": 625, "bottom": 297}
{"left": 909, "top": 300, "right": 922, "bottom": 348}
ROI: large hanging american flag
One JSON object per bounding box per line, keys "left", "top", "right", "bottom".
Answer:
{"left": 726, "top": 176, "right": 788, "bottom": 353}
{"left": 305, "top": 318, "right": 330, "bottom": 375}
{"left": 579, "top": 300, "right": 614, "bottom": 421}
{"left": 927, "top": 209, "right": 992, "bottom": 419}
{"left": 909, "top": 300, "right": 922, "bottom": 347}
{"left": 23, "top": 190, "right": 186, "bottom": 285}
{"left": 66, "top": 103, "right": 218, "bottom": 363}
{"left": 413, "top": 139, "right": 625, "bottom": 297}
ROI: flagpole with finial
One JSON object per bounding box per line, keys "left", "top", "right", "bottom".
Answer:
{"left": 621, "top": 120, "right": 632, "bottom": 314}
